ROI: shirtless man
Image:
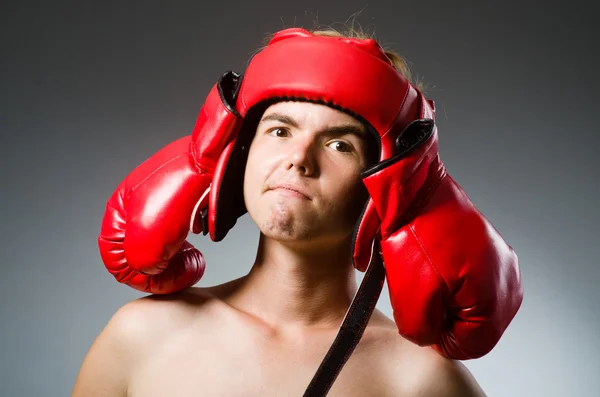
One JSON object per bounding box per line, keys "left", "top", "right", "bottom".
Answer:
{"left": 73, "top": 27, "right": 522, "bottom": 396}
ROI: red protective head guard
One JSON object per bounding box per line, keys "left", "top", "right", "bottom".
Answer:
{"left": 205, "top": 27, "right": 437, "bottom": 272}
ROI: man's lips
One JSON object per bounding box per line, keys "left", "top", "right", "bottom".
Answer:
{"left": 269, "top": 184, "right": 312, "bottom": 200}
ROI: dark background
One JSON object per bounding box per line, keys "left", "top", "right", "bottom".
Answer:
{"left": 1, "top": 1, "right": 598, "bottom": 395}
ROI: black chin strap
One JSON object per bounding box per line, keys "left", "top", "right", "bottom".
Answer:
{"left": 302, "top": 247, "right": 386, "bottom": 397}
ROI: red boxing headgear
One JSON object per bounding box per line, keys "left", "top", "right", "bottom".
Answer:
{"left": 203, "top": 28, "right": 437, "bottom": 271}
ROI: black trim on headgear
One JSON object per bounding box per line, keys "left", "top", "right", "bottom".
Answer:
{"left": 217, "top": 71, "right": 243, "bottom": 117}
{"left": 362, "top": 118, "right": 435, "bottom": 178}
{"left": 210, "top": 100, "right": 269, "bottom": 242}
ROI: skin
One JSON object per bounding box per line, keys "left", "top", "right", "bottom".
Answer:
{"left": 72, "top": 102, "right": 487, "bottom": 396}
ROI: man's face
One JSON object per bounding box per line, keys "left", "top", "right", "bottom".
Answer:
{"left": 243, "top": 101, "right": 372, "bottom": 248}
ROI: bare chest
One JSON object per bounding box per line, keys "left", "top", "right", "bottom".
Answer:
{"left": 128, "top": 326, "right": 391, "bottom": 397}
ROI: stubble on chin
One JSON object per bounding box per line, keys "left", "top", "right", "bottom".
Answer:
{"left": 261, "top": 199, "right": 308, "bottom": 240}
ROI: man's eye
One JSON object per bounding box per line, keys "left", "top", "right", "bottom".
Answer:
{"left": 327, "top": 141, "right": 352, "bottom": 153}
{"left": 268, "top": 128, "right": 289, "bottom": 138}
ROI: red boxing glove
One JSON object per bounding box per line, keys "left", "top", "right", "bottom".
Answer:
{"left": 362, "top": 119, "right": 523, "bottom": 359}
{"left": 98, "top": 71, "right": 243, "bottom": 294}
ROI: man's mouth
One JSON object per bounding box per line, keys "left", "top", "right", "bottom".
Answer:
{"left": 270, "top": 184, "right": 311, "bottom": 200}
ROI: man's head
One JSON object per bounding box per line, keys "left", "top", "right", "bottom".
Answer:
{"left": 205, "top": 26, "right": 437, "bottom": 271}
{"left": 243, "top": 101, "right": 372, "bottom": 250}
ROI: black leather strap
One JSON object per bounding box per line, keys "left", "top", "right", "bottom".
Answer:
{"left": 302, "top": 248, "right": 386, "bottom": 397}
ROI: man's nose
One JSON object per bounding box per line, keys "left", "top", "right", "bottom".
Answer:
{"left": 285, "top": 135, "right": 317, "bottom": 176}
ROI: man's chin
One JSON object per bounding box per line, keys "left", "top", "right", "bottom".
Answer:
{"left": 259, "top": 219, "right": 310, "bottom": 241}
{"left": 258, "top": 220, "right": 351, "bottom": 250}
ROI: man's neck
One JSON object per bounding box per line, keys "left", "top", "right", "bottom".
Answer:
{"left": 224, "top": 233, "right": 358, "bottom": 331}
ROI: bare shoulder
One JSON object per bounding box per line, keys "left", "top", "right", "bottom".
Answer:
{"left": 111, "top": 288, "right": 213, "bottom": 338}
{"left": 359, "top": 313, "right": 486, "bottom": 397}
{"left": 106, "top": 276, "right": 247, "bottom": 345}
{"left": 411, "top": 358, "right": 487, "bottom": 397}
{"left": 393, "top": 343, "right": 487, "bottom": 397}
{"left": 71, "top": 286, "right": 223, "bottom": 396}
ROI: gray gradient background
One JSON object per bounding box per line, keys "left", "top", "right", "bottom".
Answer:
{"left": 1, "top": 1, "right": 598, "bottom": 396}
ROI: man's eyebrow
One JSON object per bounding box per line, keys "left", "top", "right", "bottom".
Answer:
{"left": 259, "top": 112, "right": 300, "bottom": 129}
{"left": 259, "top": 112, "right": 367, "bottom": 139}
{"left": 324, "top": 124, "right": 367, "bottom": 140}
